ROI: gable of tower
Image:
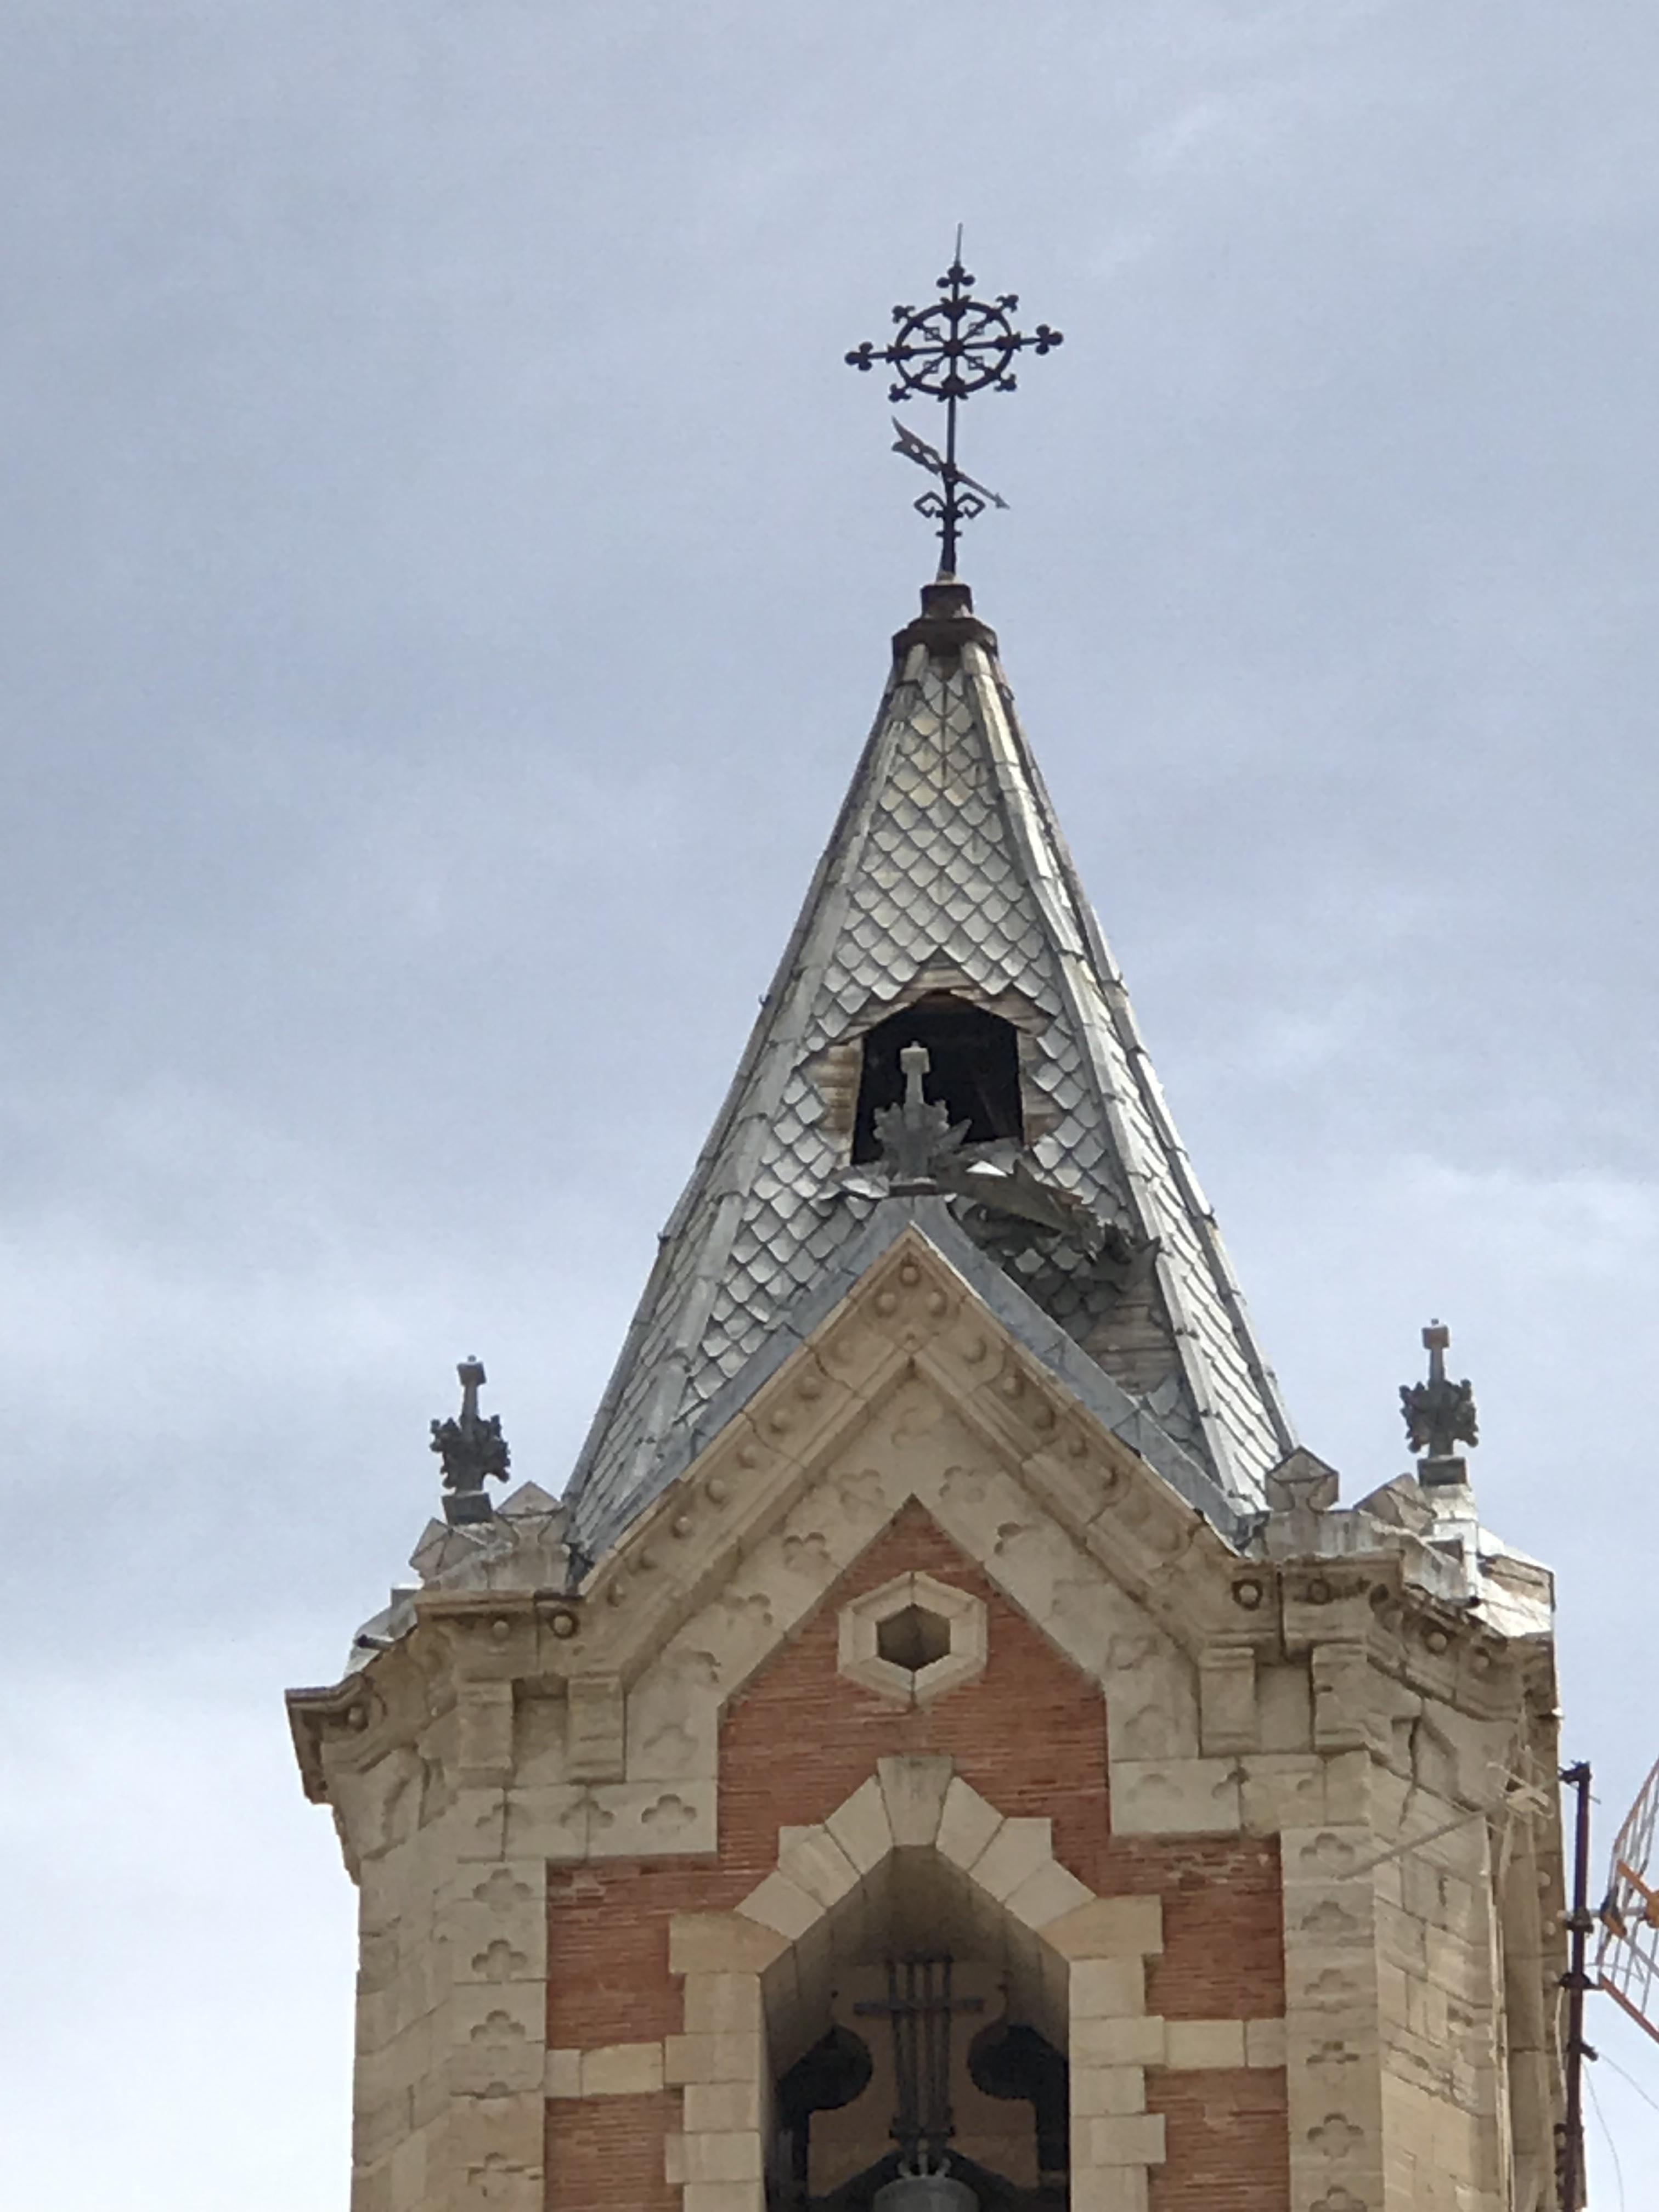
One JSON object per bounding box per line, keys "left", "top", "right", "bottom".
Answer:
{"left": 538, "top": 1229, "right": 1301, "bottom": 2210}
{"left": 538, "top": 1460, "right": 1293, "bottom": 2212}
{"left": 550, "top": 1224, "right": 1266, "bottom": 1850}
{"left": 539, "top": 1491, "right": 1291, "bottom": 2050}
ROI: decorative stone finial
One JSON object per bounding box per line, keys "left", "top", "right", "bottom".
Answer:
{"left": 430, "top": 1356, "right": 511, "bottom": 1525}
{"left": 873, "top": 1042, "right": 969, "bottom": 1192}
{"left": 1400, "top": 1321, "right": 1479, "bottom": 1488}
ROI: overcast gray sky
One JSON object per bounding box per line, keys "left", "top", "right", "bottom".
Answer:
{"left": 3, "top": 3, "right": 1657, "bottom": 2202}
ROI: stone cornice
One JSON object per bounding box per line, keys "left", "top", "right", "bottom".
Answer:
{"left": 288, "top": 1224, "right": 1555, "bottom": 1848}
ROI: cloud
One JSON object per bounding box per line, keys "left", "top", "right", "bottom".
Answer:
{"left": 3, "top": 1, "right": 1656, "bottom": 2199}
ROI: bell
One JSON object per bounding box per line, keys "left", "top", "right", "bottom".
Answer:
{"left": 873, "top": 2165, "right": 979, "bottom": 2212}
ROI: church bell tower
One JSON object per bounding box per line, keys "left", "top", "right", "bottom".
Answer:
{"left": 288, "top": 252, "right": 1569, "bottom": 2212}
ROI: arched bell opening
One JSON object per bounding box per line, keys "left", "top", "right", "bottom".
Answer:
{"left": 851, "top": 996, "right": 1024, "bottom": 1165}
{"left": 764, "top": 1849, "right": 1070, "bottom": 2210}
{"left": 777, "top": 2027, "right": 877, "bottom": 2208}
{"left": 967, "top": 2023, "right": 1070, "bottom": 2196}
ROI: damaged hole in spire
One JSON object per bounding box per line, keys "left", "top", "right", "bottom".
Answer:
{"left": 853, "top": 996, "right": 1023, "bottom": 1163}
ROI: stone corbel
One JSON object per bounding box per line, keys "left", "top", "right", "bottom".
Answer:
{"left": 565, "top": 1673, "right": 628, "bottom": 1784}
{"left": 1310, "top": 1643, "right": 1372, "bottom": 1755}
{"left": 1199, "top": 1644, "right": 1259, "bottom": 1756}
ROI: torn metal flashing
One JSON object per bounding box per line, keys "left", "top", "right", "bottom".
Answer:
{"left": 592, "top": 1195, "right": 1261, "bottom": 1561}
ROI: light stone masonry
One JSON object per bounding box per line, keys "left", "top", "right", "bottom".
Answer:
{"left": 289, "top": 1222, "right": 1566, "bottom": 2212}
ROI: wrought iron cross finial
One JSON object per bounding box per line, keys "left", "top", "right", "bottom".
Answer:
{"left": 846, "top": 232, "right": 1062, "bottom": 577}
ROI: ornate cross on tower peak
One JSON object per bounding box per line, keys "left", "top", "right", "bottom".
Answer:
{"left": 430, "top": 1355, "right": 511, "bottom": 1526}
{"left": 1400, "top": 1318, "right": 1479, "bottom": 1488}
{"left": 847, "top": 232, "right": 1063, "bottom": 578}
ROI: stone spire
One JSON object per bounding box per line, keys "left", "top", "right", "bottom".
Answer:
{"left": 563, "top": 582, "right": 1294, "bottom": 1557}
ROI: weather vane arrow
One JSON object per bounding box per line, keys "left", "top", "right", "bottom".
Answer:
{"left": 889, "top": 417, "right": 1008, "bottom": 512}
{"left": 847, "top": 229, "right": 1062, "bottom": 577}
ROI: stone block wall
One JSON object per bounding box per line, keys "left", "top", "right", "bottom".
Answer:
{"left": 288, "top": 1226, "right": 1566, "bottom": 2212}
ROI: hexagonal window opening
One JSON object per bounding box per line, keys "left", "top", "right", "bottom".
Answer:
{"left": 875, "top": 1602, "right": 952, "bottom": 1675}
{"left": 838, "top": 1570, "right": 989, "bottom": 1706}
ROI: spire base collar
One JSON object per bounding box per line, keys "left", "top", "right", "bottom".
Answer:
{"left": 893, "top": 579, "right": 997, "bottom": 660}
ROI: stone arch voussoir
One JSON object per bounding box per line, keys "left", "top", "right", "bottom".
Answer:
{"left": 664, "top": 1757, "right": 1166, "bottom": 2212}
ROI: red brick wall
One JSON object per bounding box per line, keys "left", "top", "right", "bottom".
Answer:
{"left": 547, "top": 1863, "right": 718, "bottom": 2049}
{"left": 544, "top": 1503, "right": 1286, "bottom": 2205}
{"left": 545, "top": 2090, "right": 681, "bottom": 2212}
{"left": 1146, "top": 2068, "right": 1290, "bottom": 2212}
{"left": 548, "top": 1505, "right": 1116, "bottom": 2050}
{"left": 718, "top": 1503, "right": 1111, "bottom": 1892}
{"left": 1096, "top": 1836, "right": 1285, "bottom": 2020}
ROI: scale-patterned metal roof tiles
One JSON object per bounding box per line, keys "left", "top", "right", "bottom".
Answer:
{"left": 565, "top": 591, "right": 1294, "bottom": 1558}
